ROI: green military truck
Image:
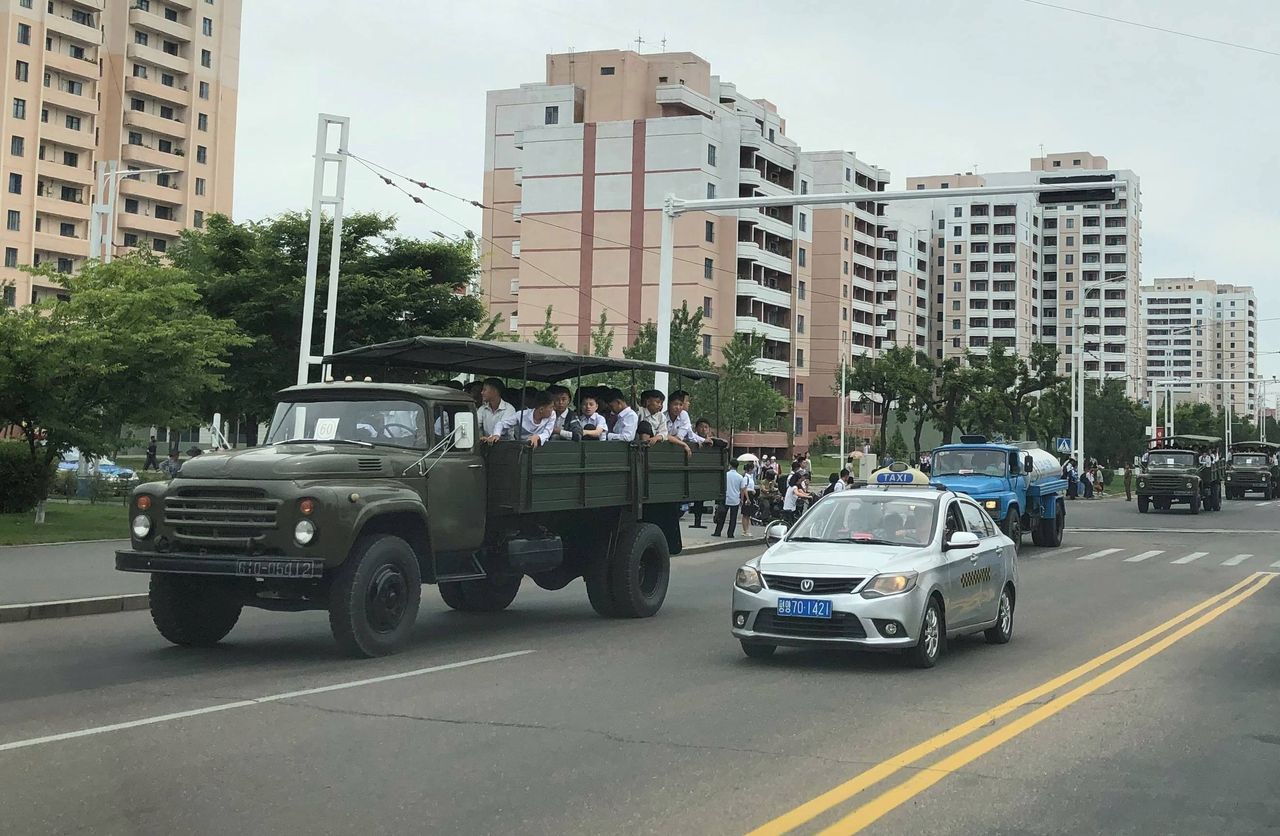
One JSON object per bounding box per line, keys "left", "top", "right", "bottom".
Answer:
{"left": 1136, "top": 434, "right": 1226, "bottom": 515}
{"left": 116, "top": 338, "right": 726, "bottom": 657}
{"left": 1225, "top": 441, "right": 1280, "bottom": 500}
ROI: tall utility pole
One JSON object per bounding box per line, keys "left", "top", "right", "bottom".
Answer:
{"left": 296, "top": 114, "right": 350, "bottom": 386}
{"left": 838, "top": 356, "right": 846, "bottom": 468}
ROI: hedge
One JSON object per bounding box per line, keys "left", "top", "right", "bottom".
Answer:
{"left": 0, "top": 442, "right": 56, "bottom": 514}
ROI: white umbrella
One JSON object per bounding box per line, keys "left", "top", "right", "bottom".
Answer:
{"left": 736, "top": 453, "right": 760, "bottom": 463}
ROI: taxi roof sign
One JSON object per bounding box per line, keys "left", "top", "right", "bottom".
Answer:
{"left": 870, "top": 465, "right": 931, "bottom": 486}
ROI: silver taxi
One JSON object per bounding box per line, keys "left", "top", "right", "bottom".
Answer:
{"left": 731, "top": 467, "right": 1017, "bottom": 668}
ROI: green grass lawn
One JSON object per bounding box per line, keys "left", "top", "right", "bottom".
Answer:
{"left": 0, "top": 502, "right": 128, "bottom": 546}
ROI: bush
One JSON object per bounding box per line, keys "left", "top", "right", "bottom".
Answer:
{"left": 0, "top": 442, "right": 55, "bottom": 513}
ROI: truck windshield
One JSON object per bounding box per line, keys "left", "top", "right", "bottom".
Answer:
{"left": 266, "top": 399, "right": 427, "bottom": 450}
{"left": 1231, "top": 454, "right": 1268, "bottom": 467}
{"left": 787, "top": 494, "right": 938, "bottom": 547}
{"left": 930, "top": 450, "right": 1007, "bottom": 477}
{"left": 1149, "top": 451, "right": 1196, "bottom": 467}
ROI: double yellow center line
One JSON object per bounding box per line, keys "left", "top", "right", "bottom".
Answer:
{"left": 748, "top": 571, "right": 1275, "bottom": 836}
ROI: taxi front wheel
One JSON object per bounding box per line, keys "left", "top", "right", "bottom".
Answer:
{"left": 907, "top": 599, "right": 944, "bottom": 669}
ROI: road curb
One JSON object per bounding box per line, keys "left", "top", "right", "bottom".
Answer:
{"left": 0, "top": 538, "right": 129, "bottom": 551}
{"left": 679, "top": 537, "right": 764, "bottom": 556}
{"left": 0, "top": 594, "right": 150, "bottom": 624}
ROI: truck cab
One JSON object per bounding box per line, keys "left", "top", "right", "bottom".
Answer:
{"left": 1225, "top": 441, "right": 1280, "bottom": 500}
{"left": 928, "top": 436, "right": 1067, "bottom": 551}
{"left": 1137, "top": 434, "right": 1225, "bottom": 514}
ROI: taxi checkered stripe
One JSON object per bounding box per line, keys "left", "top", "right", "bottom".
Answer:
{"left": 959, "top": 566, "right": 992, "bottom": 589}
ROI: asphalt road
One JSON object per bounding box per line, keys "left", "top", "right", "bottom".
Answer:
{"left": 1, "top": 497, "right": 1277, "bottom": 835}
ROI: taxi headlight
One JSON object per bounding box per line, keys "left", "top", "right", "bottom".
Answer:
{"left": 983, "top": 500, "right": 998, "bottom": 511}
{"left": 861, "top": 571, "right": 919, "bottom": 599}
{"left": 735, "top": 566, "right": 763, "bottom": 593}
{"left": 131, "top": 514, "right": 151, "bottom": 539}
{"left": 294, "top": 519, "right": 316, "bottom": 546}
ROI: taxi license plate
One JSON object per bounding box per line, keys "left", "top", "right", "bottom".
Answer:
{"left": 235, "top": 559, "right": 323, "bottom": 579}
{"left": 777, "top": 598, "right": 832, "bottom": 619}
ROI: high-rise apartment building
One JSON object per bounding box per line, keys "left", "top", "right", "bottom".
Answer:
{"left": 483, "top": 49, "right": 816, "bottom": 448}
{"left": 906, "top": 152, "right": 1145, "bottom": 399}
{"left": 1141, "top": 278, "right": 1258, "bottom": 414}
{"left": 0, "top": 0, "right": 240, "bottom": 310}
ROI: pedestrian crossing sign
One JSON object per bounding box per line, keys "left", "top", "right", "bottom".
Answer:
{"left": 1055, "top": 437, "right": 1073, "bottom": 454}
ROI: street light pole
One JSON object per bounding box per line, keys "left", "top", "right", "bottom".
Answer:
{"left": 89, "top": 163, "right": 179, "bottom": 263}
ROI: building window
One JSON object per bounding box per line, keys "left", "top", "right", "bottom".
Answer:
{"left": 124, "top": 198, "right": 139, "bottom": 214}
{"left": 544, "top": 105, "right": 558, "bottom": 125}
{"left": 706, "top": 183, "right": 715, "bottom": 199}
{"left": 798, "top": 280, "right": 806, "bottom": 300}
{"left": 135, "top": 31, "right": 149, "bottom": 46}
{"left": 153, "top": 238, "right": 167, "bottom": 253}
{"left": 18, "top": 0, "right": 31, "bottom": 7}
{"left": 193, "top": 210, "right": 204, "bottom": 228}
{"left": 797, "top": 349, "right": 804, "bottom": 368}
{"left": 768, "top": 128, "right": 774, "bottom": 142}
{"left": 55, "top": 257, "right": 71, "bottom": 273}
{"left": 797, "top": 247, "right": 806, "bottom": 267}
{"left": 2, "top": 284, "right": 13, "bottom": 307}
{"left": 65, "top": 115, "right": 80, "bottom": 131}
{"left": 161, "top": 73, "right": 175, "bottom": 87}
{"left": 17, "top": 23, "right": 30, "bottom": 45}
{"left": 8, "top": 173, "right": 20, "bottom": 194}
{"left": 201, "top": 49, "right": 212, "bottom": 68}
{"left": 155, "top": 205, "right": 173, "bottom": 221}
{"left": 133, "top": 64, "right": 147, "bottom": 79}
{"left": 702, "top": 334, "right": 711, "bottom": 357}
{"left": 122, "top": 233, "right": 138, "bottom": 247}
{"left": 202, "top": 17, "right": 213, "bottom": 36}
{"left": 704, "top": 220, "right": 714, "bottom": 242}
{"left": 159, "top": 105, "right": 174, "bottom": 120}
{"left": 794, "top": 417, "right": 804, "bottom": 435}
{"left": 843, "top": 237, "right": 849, "bottom": 251}
{"left": 162, "top": 40, "right": 179, "bottom": 56}
{"left": 796, "top": 383, "right": 805, "bottom": 402}
{"left": 10, "top": 136, "right": 22, "bottom": 157}
{"left": 58, "top": 185, "right": 80, "bottom": 202}
{"left": 4, "top": 247, "right": 16, "bottom": 268}
{"left": 599, "top": 65, "right": 614, "bottom": 75}
{"left": 131, "top": 97, "right": 145, "bottom": 111}
{"left": 62, "top": 151, "right": 77, "bottom": 167}
{"left": 800, "top": 180, "right": 808, "bottom": 195}
{"left": 165, "top": 6, "right": 178, "bottom": 20}
{"left": 136, "top": 0, "right": 149, "bottom": 8}
{"left": 158, "top": 139, "right": 173, "bottom": 153}
{"left": 197, "top": 113, "right": 208, "bottom": 131}
{"left": 707, "top": 144, "right": 716, "bottom": 166}
{"left": 59, "top": 221, "right": 75, "bottom": 237}
{"left": 797, "top": 314, "right": 805, "bottom": 334}
{"left": 195, "top": 177, "right": 206, "bottom": 196}
{"left": 12, "top": 98, "right": 24, "bottom": 119}
{"left": 5, "top": 210, "right": 18, "bottom": 231}
{"left": 953, "top": 206, "right": 962, "bottom": 218}
{"left": 196, "top": 145, "right": 207, "bottom": 163}
{"left": 14, "top": 60, "right": 27, "bottom": 82}
{"left": 798, "top": 212, "right": 807, "bottom": 232}
{"left": 845, "top": 167, "right": 851, "bottom": 182}
{"left": 702, "top": 295, "right": 713, "bottom": 318}
{"left": 703, "top": 257, "right": 713, "bottom": 279}
{"left": 199, "top": 81, "right": 210, "bottom": 99}
{"left": 128, "top": 131, "right": 143, "bottom": 145}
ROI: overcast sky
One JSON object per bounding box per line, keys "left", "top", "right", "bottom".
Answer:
{"left": 236, "top": 0, "right": 1280, "bottom": 382}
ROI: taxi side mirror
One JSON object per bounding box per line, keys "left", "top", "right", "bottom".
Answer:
{"left": 765, "top": 522, "right": 788, "bottom": 545}
{"left": 945, "top": 531, "right": 980, "bottom": 551}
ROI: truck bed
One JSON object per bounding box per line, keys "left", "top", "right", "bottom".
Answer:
{"left": 484, "top": 442, "right": 726, "bottom": 515}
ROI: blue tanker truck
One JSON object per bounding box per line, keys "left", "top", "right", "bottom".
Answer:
{"left": 928, "top": 436, "right": 1068, "bottom": 551}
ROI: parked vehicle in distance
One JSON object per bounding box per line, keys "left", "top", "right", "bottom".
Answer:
{"left": 1225, "top": 441, "right": 1280, "bottom": 500}
{"left": 1137, "top": 434, "right": 1226, "bottom": 514}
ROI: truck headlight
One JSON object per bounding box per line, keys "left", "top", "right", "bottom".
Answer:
{"left": 294, "top": 519, "right": 317, "bottom": 546}
{"left": 861, "top": 571, "right": 919, "bottom": 599}
{"left": 983, "top": 500, "right": 998, "bottom": 511}
{"left": 131, "top": 515, "right": 152, "bottom": 539}
{"left": 1185, "top": 480, "right": 1193, "bottom": 489}
{"left": 735, "top": 566, "right": 763, "bottom": 593}
{"left": 1137, "top": 479, "right": 1146, "bottom": 489}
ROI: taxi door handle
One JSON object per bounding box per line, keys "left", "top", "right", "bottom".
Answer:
{"left": 969, "top": 553, "right": 980, "bottom": 562}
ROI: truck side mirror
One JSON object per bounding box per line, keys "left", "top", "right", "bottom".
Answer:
{"left": 453, "top": 412, "right": 476, "bottom": 451}
{"left": 1024, "top": 455, "right": 1034, "bottom": 474}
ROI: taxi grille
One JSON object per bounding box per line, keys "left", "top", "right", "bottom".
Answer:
{"left": 763, "top": 575, "right": 864, "bottom": 595}
{"left": 164, "top": 488, "right": 280, "bottom": 551}
{"left": 752, "top": 610, "right": 867, "bottom": 639}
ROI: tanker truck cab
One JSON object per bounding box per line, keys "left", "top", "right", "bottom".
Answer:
{"left": 927, "top": 437, "right": 1068, "bottom": 551}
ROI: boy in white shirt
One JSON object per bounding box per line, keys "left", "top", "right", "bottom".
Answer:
{"left": 606, "top": 391, "right": 639, "bottom": 442}
{"left": 639, "top": 389, "right": 670, "bottom": 438}
{"left": 476, "top": 378, "right": 515, "bottom": 437}
{"left": 578, "top": 394, "right": 607, "bottom": 440}
{"left": 667, "top": 390, "right": 707, "bottom": 445}
{"left": 485, "top": 391, "right": 555, "bottom": 447}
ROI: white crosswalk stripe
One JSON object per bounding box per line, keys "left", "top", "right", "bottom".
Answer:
{"left": 1171, "top": 552, "right": 1208, "bottom": 564}
{"left": 1221, "top": 554, "right": 1254, "bottom": 566}
{"left": 1078, "top": 548, "right": 1122, "bottom": 561}
{"left": 1124, "top": 550, "right": 1164, "bottom": 563}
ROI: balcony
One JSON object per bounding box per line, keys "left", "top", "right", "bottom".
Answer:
{"left": 44, "top": 49, "right": 98, "bottom": 80}
{"left": 34, "top": 230, "right": 85, "bottom": 256}
{"left": 46, "top": 13, "right": 102, "bottom": 44}
{"left": 852, "top": 228, "right": 875, "bottom": 247}
{"left": 124, "top": 74, "right": 190, "bottom": 106}
{"left": 43, "top": 85, "right": 97, "bottom": 115}
{"left": 117, "top": 211, "right": 183, "bottom": 238}
{"left": 125, "top": 107, "right": 187, "bottom": 139}
{"left": 122, "top": 141, "right": 183, "bottom": 168}
{"left": 165, "top": 0, "right": 195, "bottom": 9}
{"left": 40, "top": 123, "right": 95, "bottom": 150}
{"left": 128, "top": 6, "right": 193, "bottom": 42}
{"left": 754, "top": 210, "right": 792, "bottom": 239}
{"left": 37, "top": 194, "right": 90, "bottom": 220}
{"left": 736, "top": 278, "right": 790, "bottom": 309}
{"left": 127, "top": 41, "right": 191, "bottom": 76}
{"left": 735, "top": 315, "right": 790, "bottom": 343}
{"left": 654, "top": 83, "right": 715, "bottom": 118}
{"left": 752, "top": 357, "right": 790, "bottom": 377}
{"left": 875, "top": 259, "right": 897, "bottom": 271}
{"left": 41, "top": 162, "right": 94, "bottom": 187}
{"left": 736, "top": 239, "right": 791, "bottom": 275}
{"left": 119, "top": 176, "right": 184, "bottom": 205}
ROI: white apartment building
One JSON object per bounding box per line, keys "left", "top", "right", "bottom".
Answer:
{"left": 1142, "top": 278, "right": 1258, "bottom": 414}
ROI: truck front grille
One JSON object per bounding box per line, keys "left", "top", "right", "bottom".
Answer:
{"left": 1146, "top": 475, "right": 1190, "bottom": 490}
{"left": 164, "top": 488, "right": 281, "bottom": 551}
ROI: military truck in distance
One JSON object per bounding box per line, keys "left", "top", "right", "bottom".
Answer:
{"left": 116, "top": 338, "right": 726, "bottom": 657}
{"left": 1136, "top": 434, "right": 1226, "bottom": 515}
{"left": 1225, "top": 441, "right": 1280, "bottom": 500}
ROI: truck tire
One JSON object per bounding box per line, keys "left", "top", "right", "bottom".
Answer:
{"left": 1001, "top": 511, "right": 1021, "bottom": 553}
{"left": 1037, "top": 503, "right": 1065, "bottom": 547}
{"left": 149, "top": 575, "right": 242, "bottom": 647}
{"left": 1138, "top": 495, "right": 1149, "bottom": 513}
{"left": 439, "top": 576, "right": 521, "bottom": 612}
{"left": 329, "top": 534, "right": 421, "bottom": 658}
{"left": 1188, "top": 494, "right": 1201, "bottom": 515}
{"left": 607, "top": 522, "right": 670, "bottom": 618}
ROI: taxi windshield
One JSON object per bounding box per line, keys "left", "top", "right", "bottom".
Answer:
{"left": 1149, "top": 451, "right": 1196, "bottom": 467}
{"left": 266, "top": 399, "right": 428, "bottom": 450}
{"left": 1231, "top": 454, "right": 1268, "bottom": 467}
{"left": 930, "top": 450, "right": 1007, "bottom": 477}
{"left": 787, "top": 494, "right": 938, "bottom": 547}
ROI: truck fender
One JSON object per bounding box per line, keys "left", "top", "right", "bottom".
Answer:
{"left": 349, "top": 496, "right": 432, "bottom": 575}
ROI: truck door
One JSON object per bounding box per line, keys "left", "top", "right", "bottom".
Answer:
{"left": 952, "top": 500, "right": 1004, "bottom": 628}
{"left": 425, "top": 403, "right": 486, "bottom": 571}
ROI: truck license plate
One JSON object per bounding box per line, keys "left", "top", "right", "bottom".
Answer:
{"left": 777, "top": 598, "right": 833, "bottom": 619}
{"left": 235, "top": 559, "right": 323, "bottom": 579}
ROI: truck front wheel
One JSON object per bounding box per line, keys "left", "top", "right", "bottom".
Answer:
{"left": 439, "top": 576, "right": 521, "bottom": 612}
{"left": 607, "top": 522, "right": 670, "bottom": 618}
{"left": 329, "top": 534, "right": 422, "bottom": 658}
{"left": 1001, "top": 512, "right": 1021, "bottom": 553}
{"left": 149, "top": 575, "right": 242, "bottom": 647}
{"left": 1138, "top": 495, "right": 1149, "bottom": 513}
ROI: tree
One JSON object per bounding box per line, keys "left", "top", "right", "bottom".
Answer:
{"left": 1026, "top": 381, "right": 1071, "bottom": 449}
{"left": 171, "top": 212, "right": 486, "bottom": 443}
{"left": 622, "top": 301, "right": 711, "bottom": 389}
{"left": 532, "top": 305, "right": 562, "bottom": 348}
{"left": 0, "top": 255, "right": 243, "bottom": 510}
{"left": 906, "top": 351, "right": 936, "bottom": 457}
{"left": 473, "top": 311, "right": 515, "bottom": 342}
{"left": 929, "top": 355, "right": 985, "bottom": 445}
{"left": 718, "top": 333, "right": 790, "bottom": 438}
{"left": 589, "top": 311, "right": 614, "bottom": 357}
{"left": 840, "top": 346, "right": 928, "bottom": 454}
{"left": 888, "top": 426, "right": 910, "bottom": 462}
{"left": 1082, "top": 379, "right": 1147, "bottom": 465}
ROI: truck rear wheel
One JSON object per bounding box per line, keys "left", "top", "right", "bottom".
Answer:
{"left": 329, "top": 534, "right": 421, "bottom": 658}
{"left": 149, "top": 575, "right": 242, "bottom": 647}
{"left": 439, "top": 576, "right": 521, "bottom": 612}
{"left": 1035, "top": 503, "right": 1064, "bottom": 547}
{"left": 607, "top": 522, "right": 670, "bottom": 618}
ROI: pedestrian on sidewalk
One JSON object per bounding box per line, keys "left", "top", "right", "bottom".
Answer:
{"left": 143, "top": 436, "right": 159, "bottom": 471}
{"left": 1123, "top": 462, "right": 1133, "bottom": 501}
{"left": 740, "top": 462, "right": 757, "bottom": 537}
{"left": 713, "top": 461, "right": 745, "bottom": 538}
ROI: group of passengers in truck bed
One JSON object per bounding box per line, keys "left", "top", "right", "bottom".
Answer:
{"left": 444, "top": 377, "right": 717, "bottom": 454}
